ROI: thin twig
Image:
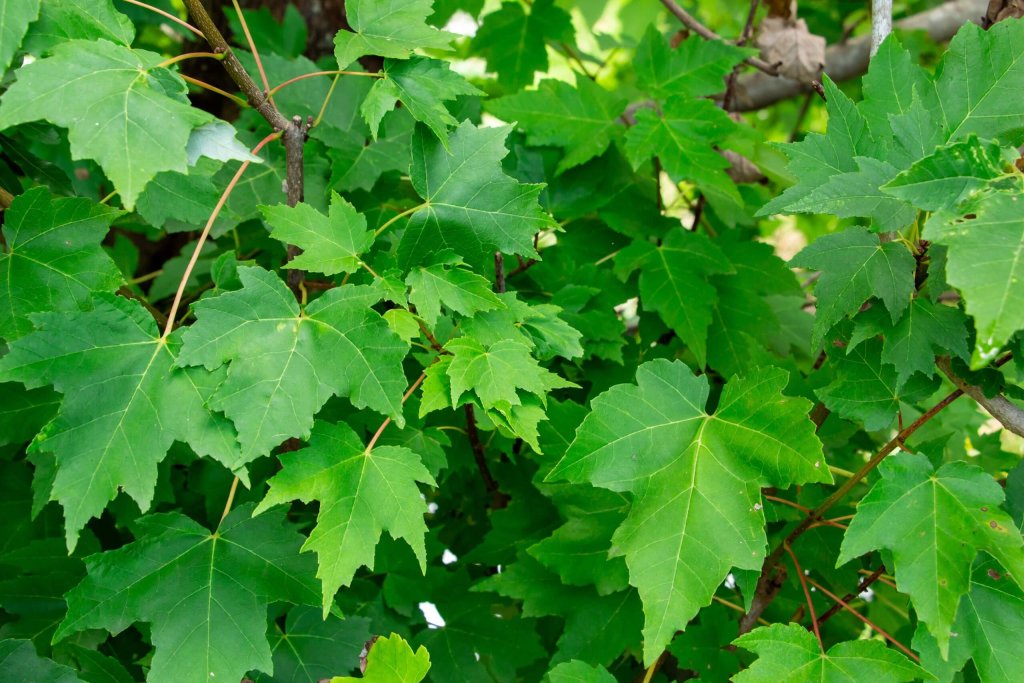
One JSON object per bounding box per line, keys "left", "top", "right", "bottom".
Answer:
{"left": 465, "top": 404, "right": 508, "bottom": 509}
{"left": 807, "top": 577, "right": 920, "bottom": 662}
{"left": 156, "top": 51, "right": 223, "bottom": 68}
{"left": 494, "top": 252, "right": 506, "bottom": 294}
{"left": 785, "top": 544, "right": 823, "bottom": 651}
{"left": 162, "top": 132, "right": 279, "bottom": 337}
{"left": 181, "top": 75, "right": 248, "bottom": 107}
{"left": 267, "top": 70, "right": 381, "bottom": 98}
{"left": 123, "top": 0, "right": 204, "bottom": 38}
{"left": 230, "top": 0, "right": 273, "bottom": 106}
{"left": 816, "top": 566, "right": 885, "bottom": 626}
{"left": 722, "top": 0, "right": 761, "bottom": 110}
{"left": 365, "top": 373, "right": 428, "bottom": 453}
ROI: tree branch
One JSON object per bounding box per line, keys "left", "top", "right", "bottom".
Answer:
{"left": 730, "top": 0, "right": 987, "bottom": 111}
{"left": 937, "top": 356, "right": 1024, "bottom": 437}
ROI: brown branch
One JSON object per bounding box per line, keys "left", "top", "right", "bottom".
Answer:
{"left": 493, "top": 252, "right": 506, "bottom": 294}
{"left": 937, "top": 356, "right": 1024, "bottom": 437}
{"left": 659, "top": 0, "right": 779, "bottom": 75}
{"left": 816, "top": 566, "right": 886, "bottom": 626}
{"left": 730, "top": 0, "right": 987, "bottom": 110}
{"left": 464, "top": 404, "right": 509, "bottom": 509}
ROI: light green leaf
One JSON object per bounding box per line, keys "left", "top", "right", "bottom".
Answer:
{"left": 256, "top": 421, "right": 434, "bottom": 614}
{"left": 838, "top": 453, "right": 1024, "bottom": 656}
{"left": 634, "top": 26, "right": 753, "bottom": 100}
{"left": 936, "top": 19, "right": 1024, "bottom": 143}
{"left": 262, "top": 191, "right": 374, "bottom": 276}
{"left": 185, "top": 120, "right": 263, "bottom": 165}
{"left": 0, "top": 40, "right": 212, "bottom": 208}
{"left": 859, "top": 34, "right": 936, "bottom": 137}
{"left": 0, "top": 0, "right": 39, "bottom": 75}
{"left": 406, "top": 260, "right": 504, "bottom": 326}
{"left": 55, "top": 505, "right": 319, "bottom": 683}
{"left": 791, "top": 226, "right": 916, "bottom": 349}
{"left": 134, "top": 157, "right": 224, "bottom": 230}
{"left": 333, "top": 0, "right": 455, "bottom": 67}
{"left": 471, "top": 0, "right": 573, "bottom": 91}
{"left": 397, "top": 121, "right": 554, "bottom": 267}
{"left": 445, "top": 337, "right": 574, "bottom": 409}
{"left": 0, "top": 294, "right": 242, "bottom": 548}
{"left": 487, "top": 75, "right": 626, "bottom": 173}
{"left": 544, "top": 660, "right": 616, "bottom": 683}
{"left": 361, "top": 56, "right": 482, "bottom": 146}
{"left": 460, "top": 293, "right": 584, "bottom": 361}
{"left": 615, "top": 230, "right": 733, "bottom": 367}
{"left": 332, "top": 633, "right": 430, "bottom": 683}
{"left": 882, "top": 136, "right": 1011, "bottom": 211}
{"left": 547, "top": 361, "right": 829, "bottom": 663}
{"left": 22, "top": 0, "right": 133, "bottom": 54}
{"left": 734, "top": 623, "right": 925, "bottom": 683}
{"left": 0, "top": 187, "right": 123, "bottom": 341}
{"left": 924, "top": 189, "right": 1024, "bottom": 365}
{"left": 177, "top": 267, "right": 409, "bottom": 459}
{"left": 850, "top": 298, "right": 969, "bottom": 388}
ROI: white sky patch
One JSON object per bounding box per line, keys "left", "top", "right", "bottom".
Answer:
{"left": 445, "top": 10, "right": 479, "bottom": 37}
{"left": 442, "top": 549, "right": 458, "bottom": 565}
{"left": 419, "top": 601, "right": 446, "bottom": 628}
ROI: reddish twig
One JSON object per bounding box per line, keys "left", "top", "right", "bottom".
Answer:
{"left": 816, "top": 566, "right": 885, "bottom": 626}
{"left": 123, "top": 0, "right": 204, "bottom": 37}
{"left": 784, "top": 544, "right": 823, "bottom": 651}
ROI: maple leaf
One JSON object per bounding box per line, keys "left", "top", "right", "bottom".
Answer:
{"left": 22, "top": 0, "right": 134, "bottom": 54}
{"left": 838, "top": 452, "right": 1024, "bottom": 656}
{"left": 850, "top": 298, "right": 970, "bottom": 388}
{"left": 0, "top": 639, "right": 81, "bottom": 683}
{"left": 333, "top": 633, "right": 431, "bottom": 682}
{"left": 487, "top": 75, "right": 626, "bottom": 173}
{"left": 262, "top": 191, "right": 374, "bottom": 276}
{"left": 256, "top": 420, "right": 435, "bottom": 613}
{"left": 734, "top": 623, "right": 925, "bottom": 683}
{"left": 258, "top": 607, "right": 371, "bottom": 683}
{"left": 545, "top": 661, "right": 616, "bottom": 682}
{"left": 0, "top": 40, "right": 212, "bottom": 208}
{"left": 0, "top": 0, "right": 39, "bottom": 75}
{"left": 54, "top": 505, "right": 320, "bottom": 683}
{"left": 923, "top": 189, "right": 1024, "bottom": 365}
{"left": 361, "top": 56, "right": 483, "bottom": 146}
{"left": 0, "top": 383, "right": 58, "bottom": 448}
{"left": 471, "top": 0, "right": 574, "bottom": 91}
{"left": 0, "top": 188, "right": 123, "bottom": 341}
{"left": 858, "top": 35, "right": 936, "bottom": 138}
{"left": 333, "top": 0, "right": 455, "bottom": 67}
{"left": 633, "top": 26, "right": 752, "bottom": 100}
{"left": 406, "top": 255, "right": 505, "bottom": 326}
{"left": 614, "top": 230, "right": 733, "bottom": 368}
{"left": 177, "top": 266, "right": 409, "bottom": 459}
{"left": 446, "top": 337, "right": 574, "bottom": 409}
{"left": 135, "top": 159, "right": 224, "bottom": 231}
{"left": 459, "top": 292, "right": 584, "bottom": 361}
{"left": 397, "top": 121, "right": 555, "bottom": 268}
{"left": 547, "top": 360, "right": 829, "bottom": 663}
{"left": 790, "top": 226, "right": 916, "bottom": 349}
{"left": 0, "top": 294, "right": 242, "bottom": 548}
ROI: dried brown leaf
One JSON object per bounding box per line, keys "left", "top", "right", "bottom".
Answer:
{"left": 755, "top": 17, "right": 825, "bottom": 83}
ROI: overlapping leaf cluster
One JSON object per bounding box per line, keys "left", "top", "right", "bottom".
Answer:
{"left": 0, "top": 0, "right": 1022, "bottom": 681}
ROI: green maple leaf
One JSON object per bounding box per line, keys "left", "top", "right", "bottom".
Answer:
{"left": 545, "top": 661, "right": 615, "bottom": 683}
{"left": 54, "top": 505, "right": 319, "bottom": 683}
{"left": 256, "top": 420, "right": 435, "bottom": 613}
{"left": 135, "top": 159, "right": 224, "bottom": 231}
{"left": 858, "top": 35, "right": 936, "bottom": 138}
{"left": 333, "top": 0, "right": 455, "bottom": 67}
{"left": 850, "top": 298, "right": 969, "bottom": 388}
{"left": 258, "top": 607, "right": 371, "bottom": 683}
{"left": 0, "top": 187, "right": 123, "bottom": 341}
{"left": 924, "top": 189, "right": 1024, "bottom": 365}
{"left": 935, "top": 19, "right": 1024, "bottom": 143}
{"left": 332, "top": 633, "right": 430, "bottom": 683}
{"left": 734, "top": 623, "right": 925, "bottom": 683}
{"left": 0, "top": 639, "right": 81, "bottom": 683}
{"left": 0, "top": 383, "right": 58, "bottom": 448}
{"left": 0, "top": 294, "right": 242, "bottom": 548}
{"left": 667, "top": 604, "right": 742, "bottom": 683}
{"left": 882, "top": 136, "right": 1012, "bottom": 211}
{"left": 177, "top": 267, "right": 409, "bottom": 459}
{"left": 913, "top": 559, "right": 1024, "bottom": 683}
{"left": 460, "top": 292, "right": 583, "bottom": 361}
{"left": 615, "top": 230, "right": 733, "bottom": 367}
{"left": 546, "top": 360, "right": 829, "bottom": 663}
{"left": 406, "top": 256, "right": 504, "bottom": 326}
{"left": 758, "top": 77, "right": 880, "bottom": 218}
{"left": 791, "top": 226, "right": 916, "bottom": 349}
{"left": 262, "top": 191, "right": 374, "bottom": 276}
{"left": 0, "top": 0, "right": 39, "bottom": 75}
{"left": 361, "top": 56, "right": 482, "bottom": 146}
{"left": 471, "top": 0, "right": 573, "bottom": 91}
{"left": 816, "top": 340, "right": 937, "bottom": 431}
{"left": 0, "top": 40, "right": 212, "bottom": 208}
{"left": 838, "top": 452, "right": 1024, "bottom": 656}
{"left": 327, "top": 107, "right": 412, "bottom": 192}
{"left": 624, "top": 97, "right": 738, "bottom": 203}
{"left": 634, "top": 26, "right": 752, "bottom": 100}
{"left": 446, "top": 337, "right": 574, "bottom": 409}
{"left": 397, "top": 121, "right": 554, "bottom": 267}
{"left": 487, "top": 75, "right": 626, "bottom": 173}
{"left": 22, "top": 0, "right": 134, "bottom": 54}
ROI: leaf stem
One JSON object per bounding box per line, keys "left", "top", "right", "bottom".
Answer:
{"left": 374, "top": 203, "right": 428, "bottom": 238}
{"left": 127, "top": 269, "right": 163, "bottom": 286}
{"left": 267, "top": 70, "right": 382, "bottom": 98}
{"left": 806, "top": 576, "right": 919, "bottom": 662}
{"left": 313, "top": 75, "right": 341, "bottom": 128}
{"left": 230, "top": 0, "right": 273, "bottom": 107}
{"left": 785, "top": 544, "right": 823, "bottom": 651}
{"left": 364, "top": 372, "right": 428, "bottom": 454}
{"left": 122, "top": 0, "right": 204, "bottom": 38}
{"left": 816, "top": 566, "right": 885, "bottom": 627}
{"left": 156, "top": 51, "right": 223, "bottom": 69}
{"left": 219, "top": 475, "right": 240, "bottom": 528}
{"left": 162, "top": 131, "right": 279, "bottom": 338}
{"left": 181, "top": 75, "right": 248, "bottom": 107}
